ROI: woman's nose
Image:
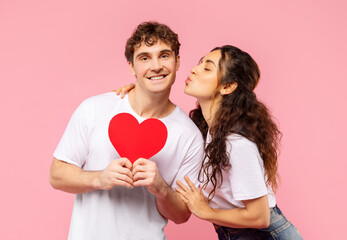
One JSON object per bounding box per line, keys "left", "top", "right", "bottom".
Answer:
{"left": 190, "top": 66, "right": 197, "bottom": 74}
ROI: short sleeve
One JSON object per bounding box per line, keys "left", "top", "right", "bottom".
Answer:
{"left": 53, "top": 99, "right": 94, "bottom": 168}
{"left": 170, "top": 140, "right": 204, "bottom": 189}
{"left": 229, "top": 139, "right": 268, "bottom": 201}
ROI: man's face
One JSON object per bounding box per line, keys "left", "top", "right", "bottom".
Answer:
{"left": 129, "top": 40, "right": 180, "bottom": 95}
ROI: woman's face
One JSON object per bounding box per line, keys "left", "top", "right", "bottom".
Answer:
{"left": 184, "top": 50, "right": 222, "bottom": 101}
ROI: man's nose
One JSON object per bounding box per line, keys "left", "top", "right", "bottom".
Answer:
{"left": 150, "top": 58, "right": 163, "bottom": 71}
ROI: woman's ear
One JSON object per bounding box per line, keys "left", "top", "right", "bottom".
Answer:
{"left": 220, "top": 82, "right": 238, "bottom": 95}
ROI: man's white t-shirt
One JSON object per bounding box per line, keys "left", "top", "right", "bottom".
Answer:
{"left": 54, "top": 93, "right": 204, "bottom": 240}
{"left": 202, "top": 133, "right": 276, "bottom": 209}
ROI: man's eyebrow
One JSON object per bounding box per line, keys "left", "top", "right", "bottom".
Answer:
{"left": 135, "top": 49, "right": 173, "bottom": 59}
{"left": 160, "top": 49, "right": 173, "bottom": 54}
{"left": 135, "top": 52, "right": 149, "bottom": 59}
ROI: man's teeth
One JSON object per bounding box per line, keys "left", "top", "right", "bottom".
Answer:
{"left": 149, "top": 76, "right": 165, "bottom": 80}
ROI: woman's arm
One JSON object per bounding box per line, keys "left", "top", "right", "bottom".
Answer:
{"left": 176, "top": 176, "right": 270, "bottom": 229}
{"left": 205, "top": 196, "right": 270, "bottom": 228}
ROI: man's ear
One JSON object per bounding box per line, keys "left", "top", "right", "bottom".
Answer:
{"left": 175, "top": 55, "right": 180, "bottom": 71}
{"left": 220, "top": 82, "right": 238, "bottom": 95}
{"left": 128, "top": 62, "right": 136, "bottom": 76}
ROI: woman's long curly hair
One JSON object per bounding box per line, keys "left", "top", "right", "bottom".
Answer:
{"left": 190, "top": 45, "right": 282, "bottom": 201}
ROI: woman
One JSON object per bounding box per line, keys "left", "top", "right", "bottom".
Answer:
{"left": 116, "top": 45, "right": 302, "bottom": 239}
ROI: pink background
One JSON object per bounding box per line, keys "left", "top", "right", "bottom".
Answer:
{"left": 1, "top": 0, "right": 346, "bottom": 239}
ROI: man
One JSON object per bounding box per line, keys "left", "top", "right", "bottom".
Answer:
{"left": 50, "top": 22, "right": 204, "bottom": 240}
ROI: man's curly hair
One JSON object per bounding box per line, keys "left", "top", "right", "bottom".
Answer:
{"left": 125, "top": 22, "right": 180, "bottom": 64}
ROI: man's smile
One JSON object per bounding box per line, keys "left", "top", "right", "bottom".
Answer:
{"left": 147, "top": 74, "right": 167, "bottom": 80}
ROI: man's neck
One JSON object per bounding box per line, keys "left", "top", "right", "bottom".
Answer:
{"left": 128, "top": 88, "right": 175, "bottom": 119}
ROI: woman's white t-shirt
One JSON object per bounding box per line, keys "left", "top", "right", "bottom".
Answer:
{"left": 202, "top": 133, "right": 276, "bottom": 209}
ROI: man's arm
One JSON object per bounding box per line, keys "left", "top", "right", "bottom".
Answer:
{"left": 49, "top": 158, "right": 134, "bottom": 194}
{"left": 132, "top": 158, "right": 190, "bottom": 224}
{"left": 155, "top": 180, "right": 191, "bottom": 224}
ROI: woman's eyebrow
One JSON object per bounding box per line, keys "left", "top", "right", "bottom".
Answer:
{"left": 205, "top": 59, "right": 216, "bottom": 67}
{"left": 198, "top": 57, "right": 204, "bottom": 64}
{"left": 199, "top": 57, "right": 216, "bottom": 67}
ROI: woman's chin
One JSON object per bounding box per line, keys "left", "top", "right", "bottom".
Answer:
{"left": 184, "top": 88, "right": 195, "bottom": 97}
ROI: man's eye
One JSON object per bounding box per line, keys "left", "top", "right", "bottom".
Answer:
{"left": 204, "top": 68, "right": 210, "bottom": 71}
{"left": 140, "top": 57, "right": 148, "bottom": 61}
{"left": 161, "top": 54, "right": 169, "bottom": 58}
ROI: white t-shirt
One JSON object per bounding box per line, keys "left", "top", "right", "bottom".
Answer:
{"left": 202, "top": 133, "right": 276, "bottom": 210}
{"left": 54, "top": 93, "right": 204, "bottom": 240}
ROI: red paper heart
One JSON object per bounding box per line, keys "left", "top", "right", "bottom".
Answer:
{"left": 108, "top": 113, "right": 168, "bottom": 163}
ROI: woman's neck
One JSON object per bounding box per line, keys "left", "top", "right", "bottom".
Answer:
{"left": 198, "top": 96, "right": 222, "bottom": 129}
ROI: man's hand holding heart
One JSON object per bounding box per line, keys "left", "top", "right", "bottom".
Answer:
{"left": 98, "top": 158, "right": 134, "bottom": 189}
{"left": 107, "top": 112, "right": 169, "bottom": 193}
{"left": 98, "top": 157, "right": 167, "bottom": 196}
{"left": 132, "top": 158, "right": 167, "bottom": 197}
